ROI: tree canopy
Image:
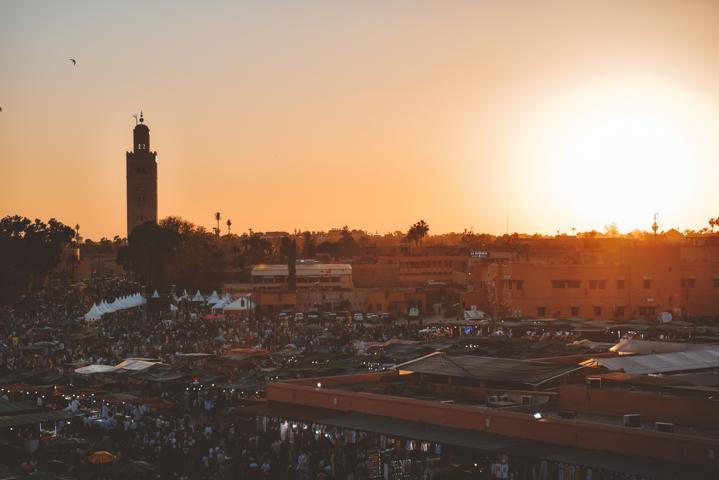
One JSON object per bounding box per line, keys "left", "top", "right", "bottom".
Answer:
{"left": 117, "top": 217, "right": 225, "bottom": 293}
{"left": 406, "top": 220, "right": 430, "bottom": 246}
{"left": 0, "top": 215, "right": 76, "bottom": 302}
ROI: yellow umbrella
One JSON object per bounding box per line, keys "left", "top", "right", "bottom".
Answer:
{"left": 88, "top": 450, "right": 117, "bottom": 464}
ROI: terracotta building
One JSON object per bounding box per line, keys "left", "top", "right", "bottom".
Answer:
{"left": 462, "top": 243, "right": 719, "bottom": 320}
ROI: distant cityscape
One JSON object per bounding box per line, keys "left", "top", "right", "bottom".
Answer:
{"left": 2, "top": 2, "right": 719, "bottom": 479}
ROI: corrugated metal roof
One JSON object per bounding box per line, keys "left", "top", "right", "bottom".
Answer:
{"left": 591, "top": 348, "right": 719, "bottom": 374}
{"left": 396, "top": 352, "right": 583, "bottom": 387}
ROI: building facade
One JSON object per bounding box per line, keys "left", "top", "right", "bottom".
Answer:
{"left": 462, "top": 243, "right": 719, "bottom": 320}
{"left": 251, "top": 264, "right": 353, "bottom": 290}
{"left": 126, "top": 113, "right": 158, "bottom": 236}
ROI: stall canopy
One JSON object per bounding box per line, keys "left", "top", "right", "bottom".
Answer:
{"left": 396, "top": 352, "right": 584, "bottom": 387}
{"left": 192, "top": 290, "right": 205, "bottom": 303}
{"left": 83, "top": 293, "right": 146, "bottom": 321}
{"left": 583, "top": 347, "right": 719, "bottom": 374}
{"left": 223, "top": 295, "right": 255, "bottom": 312}
{"left": 74, "top": 364, "right": 116, "bottom": 375}
{"left": 75, "top": 358, "right": 163, "bottom": 375}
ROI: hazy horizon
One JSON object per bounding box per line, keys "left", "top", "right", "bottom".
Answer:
{"left": 2, "top": 0, "right": 719, "bottom": 239}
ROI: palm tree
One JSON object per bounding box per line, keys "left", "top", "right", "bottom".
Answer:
{"left": 709, "top": 217, "right": 717, "bottom": 233}
{"left": 226, "top": 219, "right": 232, "bottom": 235}
{"left": 407, "top": 220, "right": 430, "bottom": 247}
{"left": 214, "top": 212, "right": 221, "bottom": 236}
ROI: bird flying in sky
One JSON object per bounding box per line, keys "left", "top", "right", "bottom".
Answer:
{"left": 69, "top": 58, "right": 76, "bottom": 66}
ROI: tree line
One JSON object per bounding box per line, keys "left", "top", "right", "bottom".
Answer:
{"left": 0, "top": 215, "right": 76, "bottom": 303}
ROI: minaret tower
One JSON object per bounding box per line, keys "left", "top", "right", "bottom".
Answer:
{"left": 126, "top": 112, "right": 158, "bottom": 236}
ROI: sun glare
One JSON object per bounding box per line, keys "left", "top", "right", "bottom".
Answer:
{"left": 524, "top": 79, "right": 716, "bottom": 232}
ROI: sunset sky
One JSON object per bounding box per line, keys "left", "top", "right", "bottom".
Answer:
{"left": 1, "top": 0, "right": 718, "bottom": 240}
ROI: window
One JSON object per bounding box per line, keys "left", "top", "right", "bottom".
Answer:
{"left": 714, "top": 278, "right": 719, "bottom": 288}
{"left": 639, "top": 306, "right": 656, "bottom": 316}
{"left": 616, "top": 279, "right": 625, "bottom": 290}
{"left": 515, "top": 280, "right": 524, "bottom": 291}
{"left": 570, "top": 306, "right": 580, "bottom": 317}
{"left": 593, "top": 306, "right": 602, "bottom": 316}
{"left": 552, "top": 280, "right": 581, "bottom": 289}
{"left": 552, "top": 280, "right": 565, "bottom": 289}
{"left": 589, "top": 280, "right": 606, "bottom": 290}
{"left": 537, "top": 306, "right": 546, "bottom": 317}
{"left": 614, "top": 306, "right": 625, "bottom": 317}
{"left": 643, "top": 279, "right": 652, "bottom": 289}
{"left": 680, "top": 278, "right": 696, "bottom": 288}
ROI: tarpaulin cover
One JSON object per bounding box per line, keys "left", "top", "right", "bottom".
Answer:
{"left": 396, "top": 352, "right": 584, "bottom": 387}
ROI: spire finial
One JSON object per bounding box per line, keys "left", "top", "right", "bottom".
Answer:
{"left": 139, "top": 110, "right": 144, "bottom": 123}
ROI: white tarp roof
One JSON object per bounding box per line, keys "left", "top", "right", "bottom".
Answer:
{"left": 114, "top": 358, "right": 162, "bottom": 371}
{"left": 610, "top": 339, "right": 717, "bottom": 355}
{"left": 223, "top": 295, "right": 254, "bottom": 311}
{"left": 152, "top": 290, "right": 160, "bottom": 298}
{"left": 192, "top": 290, "right": 205, "bottom": 302}
{"left": 75, "top": 358, "right": 162, "bottom": 374}
{"left": 586, "top": 347, "right": 719, "bottom": 374}
{"left": 75, "top": 364, "right": 116, "bottom": 375}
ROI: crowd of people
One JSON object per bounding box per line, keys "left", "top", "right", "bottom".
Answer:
{"left": 0, "top": 275, "right": 694, "bottom": 479}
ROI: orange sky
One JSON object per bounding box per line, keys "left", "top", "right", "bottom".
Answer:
{"left": 1, "top": 1, "right": 719, "bottom": 239}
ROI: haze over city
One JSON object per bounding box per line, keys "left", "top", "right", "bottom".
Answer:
{"left": 2, "top": 0, "right": 719, "bottom": 239}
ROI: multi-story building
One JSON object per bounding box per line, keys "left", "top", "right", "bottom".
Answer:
{"left": 462, "top": 242, "right": 719, "bottom": 320}
{"left": 251, "top": 264, "right": 353, "bottom": 290}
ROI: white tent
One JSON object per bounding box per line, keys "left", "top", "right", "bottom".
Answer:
{"left": 223, "top": 295, "right": 255, "bottom": 312}
{"left": 99, "top": 301, "right": 113, "bottom": 314}
{"left": 192, "top": 290, "right": 205, "bottom": 303}
{"left": 152, "top": 290, "right": 160, "bottom": 298}
{"left": 85, "top": 292, "right": 146, "bottom": 320}
{"left": 206, "top": 290, "right": 221, "bottom": 305}
{"left": 119, "top": 296, "right": 130, "bottom": 308}
{"left": 84, "top": 303, "right": 103, "bottom": 321}
{"left": 133, "top": 293, "right": 147, "bottom": 306}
